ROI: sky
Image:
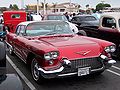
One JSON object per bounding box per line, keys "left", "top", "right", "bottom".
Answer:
{"left": 0, "top": 0, "right": 120, "bottom": 9}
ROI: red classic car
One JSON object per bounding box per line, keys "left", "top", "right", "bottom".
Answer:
{"left": 6, "top": 20, "right": 116, "bottom": 84}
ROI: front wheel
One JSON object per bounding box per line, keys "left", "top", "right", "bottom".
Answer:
{"left": 8, "top": 45, "right": 14, "bottom": 55}
{"left": 31, "top": 58, "right": 45, "bottom": 84}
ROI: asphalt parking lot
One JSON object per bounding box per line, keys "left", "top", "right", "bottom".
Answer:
{"left": 6, "top": 50, "right": 120, "bottom": 90}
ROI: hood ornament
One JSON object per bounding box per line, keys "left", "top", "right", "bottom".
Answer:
{"left": 76, "top": 50, "right": 91, "bottom": 56}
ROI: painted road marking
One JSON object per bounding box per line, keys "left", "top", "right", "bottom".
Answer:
{"left": 107, "top": 65, "right": 120, "bottom": 77}
{"left": 107, "top": 69, "right": 120, "bottom": 77}
{"left": 112, "top": 65, "right": 120, "bottom": 70}
{"left": 6, "top": 55, "right": 37, "bottom": 90}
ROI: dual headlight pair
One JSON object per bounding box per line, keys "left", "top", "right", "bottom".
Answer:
{"left": 104, "top": 45, "right": 116, "bottom": 53}
{"left": 44, "top": 51, "right": 59, "bottom": 60}
{"left": 44, "top": 45, "right": 116, "bottom": 60}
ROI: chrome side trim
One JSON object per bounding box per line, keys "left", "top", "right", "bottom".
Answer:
{"left": 91, "top": 66, "right": 104, "bottom": 72}
{"left": 38, "top": 66, "right": 64, "bottom": 74}
{"left": 5, "top": 41, "right": 12, "bottom": 48}
{"left": 58, "top": 72, "right": 77, "bottom": 77}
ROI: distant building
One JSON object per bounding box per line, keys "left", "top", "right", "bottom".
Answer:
{"left": 26, "top": 2, "right": 80, "bottom": 15}
{"left": 102, "top": 7, "right": 120, "bottom": 12}
{"left": 51, "top": 2, "right": 80, "bottom": 14}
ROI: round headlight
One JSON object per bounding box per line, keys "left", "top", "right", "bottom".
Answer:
{"left": 51, "top": 52, "right": 58, "bottom": 59}
{"left": 44, "top": 51, "right": 59, "bottom": 60}
{"left": 104, "top": 47, "right": 111, "bottom": 53}
{"left": 44, "top": 53, "right": 51, "bottom": 60}
{"left": 110, "top": 45, "right": 116, "bottom": 52}
{"left": 104, "top": 45, "right": 116, "bottom": 53}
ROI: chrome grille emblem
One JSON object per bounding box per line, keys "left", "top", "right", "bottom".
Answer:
{"left": 76, "top": 50, "right": 91, "bottom": 56}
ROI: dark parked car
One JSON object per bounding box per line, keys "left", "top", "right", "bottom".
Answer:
{"left": 71, "top": 15, "right": 99, "bottom": 29}
{"left": 0, "top": 42, "right": 23, "bottom": 90}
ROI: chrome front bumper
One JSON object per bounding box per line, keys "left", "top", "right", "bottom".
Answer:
{"left": 38, "top": 59, "right": 116, "bottom": 79}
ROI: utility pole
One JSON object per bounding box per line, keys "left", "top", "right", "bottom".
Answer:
{"left": 69, "top": 0, "right": 71, "bottom": 14}
{"left": 37, "top": 0, "right": 39, "bottom": 15}
{"left": 43, "top": 0, "right": 46, "bottom": 15}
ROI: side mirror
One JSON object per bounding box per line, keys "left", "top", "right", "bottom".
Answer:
{"left": 77, "top": 30, "right": 87, "bottom": 36}
{"left": 112, "top": 25, "right": 115, "bottom": 29}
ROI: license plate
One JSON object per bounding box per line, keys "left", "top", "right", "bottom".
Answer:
{"left": 78, "top": 67, "right": 91, "bottom": 76}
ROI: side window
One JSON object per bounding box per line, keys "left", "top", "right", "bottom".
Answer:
{"left": 102, "top": 17, "right": 116, "bottom": 28}
{"left": 11, "top": 14, "right": 20, "bottom": 19}
{"left": 19, "top": 26, "right": 25, "bottom": 36}
{"left": 71, "top": 17, "right": 76, "bottom": 21}
{"left": 75, "top": 17, "right": 80, "bottom": 22}
{"left": 16, "top": 25, "right": 25, "bottom": 36}
{"left": 16, "top": 26, "right": 21, "bottom": 35}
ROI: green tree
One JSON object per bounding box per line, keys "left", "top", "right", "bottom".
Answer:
{"left": 96, "top": 3, "right": 111, "bottom": 11}
{"left": 12, "top": 4, "right": 19, "bottom": 10}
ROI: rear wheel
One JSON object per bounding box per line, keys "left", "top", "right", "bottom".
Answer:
{"left": 31, "top": 58, "right": 45, "bottom": 84}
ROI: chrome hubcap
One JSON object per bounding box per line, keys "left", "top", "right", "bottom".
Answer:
{"left": 9, "top": 46, "right": 12, "bottom": 54}
{"left": 32, "top": 60, "right": 40, "bottom": 80}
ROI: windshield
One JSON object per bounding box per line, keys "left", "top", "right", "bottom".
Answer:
{"left": 84, "top": 16, "right": 97, "bottom": 21}
{"left": 26, "top": 22, "right": 74, "bottom": 36}
{"left": 47, "top": 15, "right": 68, "bottom": 21}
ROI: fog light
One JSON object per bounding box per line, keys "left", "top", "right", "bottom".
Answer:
{"left": 100, "top": 55, "right": 108, "bottom": 60}
{"left": 49, "top": 60, "right": 54, "bottom": 65}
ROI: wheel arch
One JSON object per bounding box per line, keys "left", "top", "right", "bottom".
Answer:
{"left": 26, "top": 52, "right": 35, "bottom": 66}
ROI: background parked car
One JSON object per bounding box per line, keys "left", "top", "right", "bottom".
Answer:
{"left": 71, "top": 15, "right": 99, "bottom": 29}
{"left": 43, "top": 14, "right": 68, "bottom": 21}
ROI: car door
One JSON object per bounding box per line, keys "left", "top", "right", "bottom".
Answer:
{"left": 12, "top": 25, "right": 27, "bottom": 61}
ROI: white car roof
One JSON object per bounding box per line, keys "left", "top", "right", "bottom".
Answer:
{"left": 101, "top": 12, "right": 120, "bottom": 19}
{"left": 18, "top": 20, "right": 67, "bottom": 26}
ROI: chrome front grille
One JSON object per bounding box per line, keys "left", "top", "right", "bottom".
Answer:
{"left": 61, "top": 57, "right": 103, "bottom": 74}
{"left": 71, "top": 57, "right": 103, "bottom": 69}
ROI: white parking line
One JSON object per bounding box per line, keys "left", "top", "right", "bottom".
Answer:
{"left": 112, "top": 65, "right": 120, "bottom": 70}
{"left": 107, "top": 69, "right": 120, "bottom": 77}
{"left": 6, "top": 55, "right": 37, "bottom": 90}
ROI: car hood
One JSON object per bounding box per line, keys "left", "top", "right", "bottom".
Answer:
{"left": 30, "top": 35, "right": 102, "bottom": 59}
{"left": 39, "top": 35, "right": 96, "bottom": 47}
